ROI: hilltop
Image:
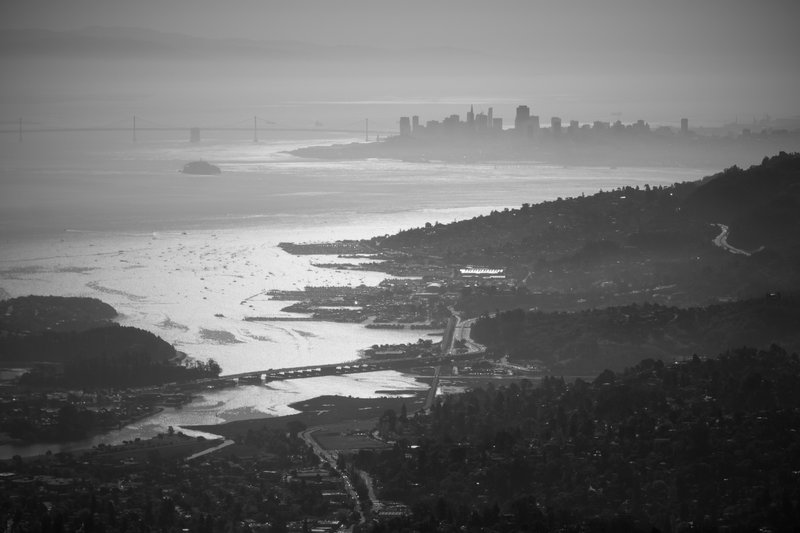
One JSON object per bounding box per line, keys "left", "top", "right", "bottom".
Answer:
{"left": 683, "top": 152, "right": 800, "bottom": 250}
{"left": 0, "top": 295, "right": 117, "bottom": 333}
{"left": 0, "top": 296, "right": 219, "bottom": 388}
{"left": 375, "top": 152, "right": 800, "bottom": 259}
{"left": 362, "top": 152, "right": 800, "bottom": 311}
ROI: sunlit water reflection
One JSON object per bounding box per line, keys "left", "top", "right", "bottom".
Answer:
{"left": 0, "top": 130, "right": 709, "bottom": 457}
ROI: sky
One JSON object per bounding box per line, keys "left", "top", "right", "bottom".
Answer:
{"left": 3, "top": 0, "right": 798, "bottom": 58}
{"left": 2, "top": 0, "right": 798, "bottom": 52}
{"left": 1, "top": 0, "right": 799, "bottom": 128}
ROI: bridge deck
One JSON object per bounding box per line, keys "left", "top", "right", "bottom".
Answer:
{"left": 215, "top": 351, "right": 481, "bottom": 383}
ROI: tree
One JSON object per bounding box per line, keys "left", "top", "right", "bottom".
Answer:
{"left": 286, "top": 420, "right": 306, "bottom": 438}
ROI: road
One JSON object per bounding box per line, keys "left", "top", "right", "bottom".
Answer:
{"left": 298, "top": 427, "right": 367, "bottom": 524}
{"left": 445, "top": 306, "right": 486, "bottom": 355}
{"left": 294, "top": 309, "right": 487, "bottom": 520}
{"left": 422, "top": 364, "right": 442, "bottom": 413}
{"left": 451, "top": 316, "right": 485, "bottom": 353}
{"left": 184, "top": 439, "right": 234, "bottom": 461}
{"left": 712, "top": 223, "right": 762, "bottom": 256}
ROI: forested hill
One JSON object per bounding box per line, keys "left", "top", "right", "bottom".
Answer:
{"left": 0, "top": 324, "right": 176, "bottom": 365}
{"left": 1, "top": 324, "right": 221, "bottom": 388}
{"left": 372, "top": 152, "right": 800, "bottom": 262}
{"left": 357, "top": 345, "right": 800, "bottom": 531}
{"left": 373, "top": 177, "right": 700, "bottom": 263}
{"left": 471, "top": 293, "right": 800, "bottom": 375}
{"left": 0, "top": 295, "right": 117, "bottom": 333}
{"left": 366, "top": 152, "right": 800, "bottom": 310}
{"left": 684, "top": 151, "right": 800, "bottom": 249}
{"left": 0, "top": 296, "right": 220, "bottom": 387}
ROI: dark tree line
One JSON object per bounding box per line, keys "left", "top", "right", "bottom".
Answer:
{"left": 353, "top": 345, "right": 800, "bottom": 532}
{"left": 0, "top": 295, "right": 117, "bottom": 333}
{"left": 3, "top": 325, "right": 220, "bottom": 388}
{"left": 471, "top": 293, "right": 800, "bottom": 375}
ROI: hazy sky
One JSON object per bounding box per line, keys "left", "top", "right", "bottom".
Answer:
{"left": 3, "top": 0, "right": 798, "bottom": 53}
{"left": 1, "top": 0, "right": 799, "bottom": 127}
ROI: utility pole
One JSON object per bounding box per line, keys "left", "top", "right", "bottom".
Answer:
{"left": 254, "top": 116, "right": 258, "bottom": 143}
{"left": 133, "top": 115, "right": 137, "bottom": 143}
{"left": 365, "top": 118, "right": 369, "bottom": 142}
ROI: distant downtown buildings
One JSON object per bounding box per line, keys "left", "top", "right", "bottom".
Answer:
{"left": 398, "top": 105, "right": 690, "bottom": 139}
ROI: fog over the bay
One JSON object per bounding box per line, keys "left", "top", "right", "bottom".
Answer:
{"left": 1, "top": 0, "right": 799, "bottom": 129}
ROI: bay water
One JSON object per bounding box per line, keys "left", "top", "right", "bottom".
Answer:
{"left": 0, "top": 128, "right": 708, "bottom": 456}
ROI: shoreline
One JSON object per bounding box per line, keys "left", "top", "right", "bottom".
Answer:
{"left": 183, "top": 372, "right": 546, "bottom": 442}
{"left": 286, "top": 137, "right": 789, "bottom": 170}
{"left": 0, "top": 149, "right": 713, "bottom": 460}
{"left": 184, "top": 392, "right": 427, "bottom": 439}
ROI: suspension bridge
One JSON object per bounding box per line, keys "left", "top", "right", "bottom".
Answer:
{"left": 2, "top": 115, "right": 399, "bottom": 143}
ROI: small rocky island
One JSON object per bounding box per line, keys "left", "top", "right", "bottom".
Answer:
{"left": 181, "top": 160, "right": 221, "bottom": 175}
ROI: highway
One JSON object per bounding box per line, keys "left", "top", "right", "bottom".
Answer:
{"left": 422, "top": 364, "right": 442, "bottom": 413}
{"left": 419, "top": 308, "right": 486, "bottom": 413}
{"left": 451, "top": 316, "right": 485, "bottom": 353}
{"left": 298, "top": 426, "right": 366, "bottom": 525}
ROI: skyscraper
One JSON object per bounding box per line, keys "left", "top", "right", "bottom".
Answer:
{"left": 529, "top": 115, "right": 540, "bottom": 134}
{"left": 515, "top": 105, "right": 530, "bottom": 134}
{"left": 399, "top": 117, "right": 411, "bottom": 137}
{"left": 551, "top": 117, "right": 562, "bottom": 135}
{"left": 569, "top": 120, "right": 579, "bottom": 134}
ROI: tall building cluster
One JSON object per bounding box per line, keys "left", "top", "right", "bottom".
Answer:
{"left": 398, "top": 105, "right": 503, "bottom": 138}
{"left": 398, "top": 105, "right": 690, "bottom": 139}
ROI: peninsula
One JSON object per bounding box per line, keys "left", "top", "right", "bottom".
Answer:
{"left": 290, "top": 106, "right": 800, "bottom": 169}
{"left": 277, "top": 152, "right": 800, "bottom": 376}
{"left": 0, "top": 296, "right": 221, "bottom": 444}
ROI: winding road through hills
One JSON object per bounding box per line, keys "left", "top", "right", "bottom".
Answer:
{"left": 712, "top": 223, "right": 763, "bottom": 256}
